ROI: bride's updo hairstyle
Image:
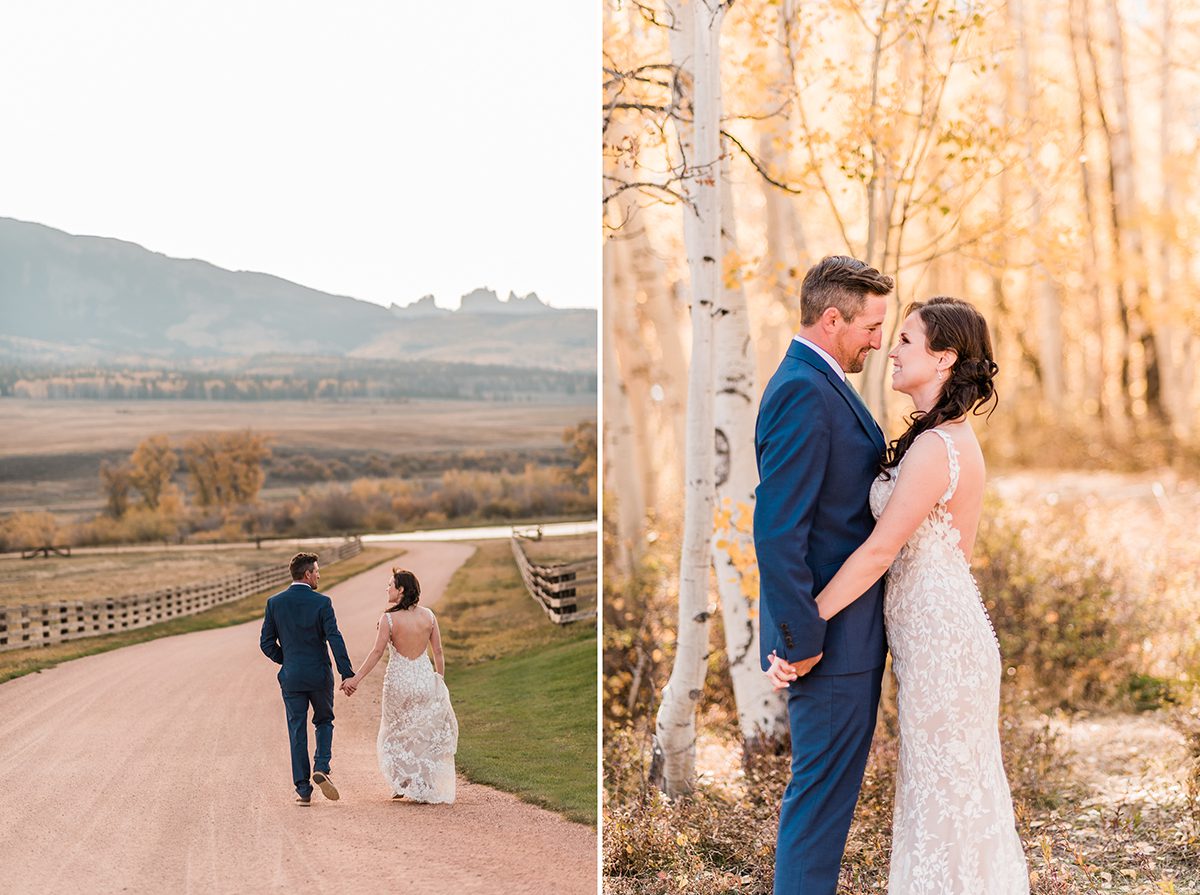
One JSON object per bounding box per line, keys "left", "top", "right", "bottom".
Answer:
{"left": 387, "top": 568, "right": 421, "bottom": 612}
{"left": 881, "top": 296, "right": 998, "bottom": 478}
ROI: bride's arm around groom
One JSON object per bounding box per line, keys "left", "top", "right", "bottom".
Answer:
{"left": 813, "top": 432, "right": 954, "bottom": 621}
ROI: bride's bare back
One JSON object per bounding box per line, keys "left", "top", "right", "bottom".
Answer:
{"left": 385, "top": 606, "right": 440, "bottom": 660}
{"left": 937, "top": 420, "right": 985, "bottom": 560}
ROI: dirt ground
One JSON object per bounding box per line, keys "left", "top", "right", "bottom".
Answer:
{"left": 0, "top": 542, "right": 597, "bottom": 894}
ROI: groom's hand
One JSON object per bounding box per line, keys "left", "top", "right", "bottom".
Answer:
{"left": 340, "top": 679, "right": 357, "bottom": 697}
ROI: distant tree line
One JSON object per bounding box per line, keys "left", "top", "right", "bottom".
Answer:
{"left": 0, "top": 361, "right": 597, "bottom": 401}
{"left": 265, "top": 446, "right": 572, "bottom": 484}
{"left": 0, "top": 422, "right": 598, "bottom": 550}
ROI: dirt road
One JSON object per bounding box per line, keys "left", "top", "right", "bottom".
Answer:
{"left": 0, "top": 542, "right": 597, "bottom": 894}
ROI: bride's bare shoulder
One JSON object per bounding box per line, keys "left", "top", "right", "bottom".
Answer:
{"left": 938, "top": 421, "right": 986, "bottom": 484}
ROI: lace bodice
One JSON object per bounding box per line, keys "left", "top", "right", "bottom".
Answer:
{"left": 870, "top": 428, "right": 1027, "bottom": 893}
{"left": 376, "top": 615, "right": 458, "bottom": 804}
{"left": 871, "top": 427, "right": 963, "bottom": 559}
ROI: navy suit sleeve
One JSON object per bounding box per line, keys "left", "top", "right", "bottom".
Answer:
{"left": 259, "top": 601, "right": 283, "bottom": 665}
{"left": 319, "top": 598, "right": 355, "bottom": 680}
{"left": 754, "top": 377, "right": 831, "bottom": 669}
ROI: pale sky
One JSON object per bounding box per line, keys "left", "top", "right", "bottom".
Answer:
{"left": 0, "top": 2, "right": 598, "bottom": 310}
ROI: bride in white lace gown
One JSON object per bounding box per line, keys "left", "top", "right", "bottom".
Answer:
{"left": 811, "top": 297, "right": 1028, "bottom": 893}
{"left": 343, "top": 568, "right": 458, "bottom": 804}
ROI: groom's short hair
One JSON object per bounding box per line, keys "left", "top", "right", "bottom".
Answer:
{"left": 290, "top": 552, "right": 319, "bottom": 580}
{"left": 800, "top": 256, "right": 893, "bottom": 325}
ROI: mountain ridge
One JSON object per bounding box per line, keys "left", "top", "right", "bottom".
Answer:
{"left": 0, "top": 218, "right": 594, "bottom": 371}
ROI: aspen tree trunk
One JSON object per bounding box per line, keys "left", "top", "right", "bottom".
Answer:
{"left": 1079, "top": 0, "right": 1136, "bottom": 423}
{"left": 654, "top": 0, "right": 725, "bottom": 797}
{"left": 618, "top": 213, "right": 682, "bottom": 516}
{"left": 1012, "top": 0, "right": 1065, "bottom": 416}
{"left": 714, "top": 166, "right": 788, "bottom": 751}
{"left": 603, "top": 232, "right": 647, "bottom": 577}
{"left": 759, "top": 0, "right": 807, "bottom": 319}
{"left": 859, "top": 1, "right": 896, "bottom": 423}
{"left": 1067, "top": 0, "right": 1111, "bottom": 427}
{"left": 755, "top": 0, "right": 808, "bottom": 427}
{"left": 642, "top": 282, "right": 690, "bottom": 502}
{"left": 1104, "top": 0, "right": 1164, "bottom": 423}
{"left": 1154, "top": 0, "right": 1192, "bottom": 440}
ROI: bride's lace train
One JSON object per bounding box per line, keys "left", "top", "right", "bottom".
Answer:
{"left": 871, "top": 429, "right": 1028, "bottom": 894}
{"left": 377, "top": 644, "right": 458, "bottom": 804}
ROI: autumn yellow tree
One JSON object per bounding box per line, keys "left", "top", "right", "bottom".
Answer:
{"left": 100, "top": 460, "right": 133, "bottom": 518}
{"left": 1, "top": 511, "right": 62, "bottom": 551}
{"left": 563, "top": 421, "right": 599, "bottom": 498}
{"left": 183, "top": 431, "right": 271, "bottom": 509}
{"left": 128, "top": 435, "right": 179, "bottom": 510}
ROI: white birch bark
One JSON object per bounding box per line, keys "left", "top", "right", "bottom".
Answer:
{"left": 654, "top": 0, "right": 724, "bottom": 796}
{"left": 714, "top": 171, "right": 789, "bottom": 748}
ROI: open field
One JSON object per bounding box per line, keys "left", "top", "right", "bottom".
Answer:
{"left": 0, "top": 545, "right": 400, "bottom": 683}
{"left": 0, "top": 545, "right": 304, "bottom": 606}
{"left": 440, "top": 537, "right": 597, "bottom": 823}
{"left": 0, "top": 396, "right": 596, "bottom": 515}
{"left": 0, "top": 397, "right": 593, "bottom": 457}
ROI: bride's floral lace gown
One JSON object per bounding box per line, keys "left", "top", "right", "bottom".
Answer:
{"left": 377, "top": 614, "right": 458, "bottom": 804}
{"left": 870, "top": 429, "right": 1028, "bottom": 894}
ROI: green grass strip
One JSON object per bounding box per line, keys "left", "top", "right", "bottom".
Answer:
{"left": 447, "top": 634, "right": 597, "bottom": 825}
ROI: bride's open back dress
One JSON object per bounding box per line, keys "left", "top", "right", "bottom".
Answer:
{"left": 870, "top": 429, "right": 1028, "bottom": 893}
{"left": 377, "top": 612, "right": 459, "bottom": 804}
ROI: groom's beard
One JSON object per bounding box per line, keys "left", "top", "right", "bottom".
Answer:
{"left": 846, "top": 350, "right": 870, "bottom": 374}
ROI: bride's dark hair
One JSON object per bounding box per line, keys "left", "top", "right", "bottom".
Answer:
{"left": 881, "top": 296, "right": 998, "bottom": 478}
{"left": 386, "top": 568, "right": 421, "bottom": 612}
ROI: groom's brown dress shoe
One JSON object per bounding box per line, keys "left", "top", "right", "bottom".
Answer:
{"left": 312, "top": 771, "right": 340, "bottom": 801}
{"left": 295, "top": 795, "right": 311, "bottom": 806}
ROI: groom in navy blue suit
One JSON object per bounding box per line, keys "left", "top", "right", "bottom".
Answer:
{"left": 260, "top": 552, "right": 356, "bottom": 805}
{"left": 754, "top": 256, "right": 894, "bottom": 894}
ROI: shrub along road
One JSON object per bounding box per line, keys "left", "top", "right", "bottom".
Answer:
{"left": 0, "top": 543, "right": 596, "bottom": 894}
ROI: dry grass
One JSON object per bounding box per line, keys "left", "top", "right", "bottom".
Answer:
{"left": 0, "top": 546, "right": 300, "bottom": 606}
{"left": 603, "top": 471, "right": 1200, "bottom": 894}
{"left": 0, "top": 397, "right": 596, "bottom": 517}
{"left": 440, "top": 538, "right": 596, "bottom": 667}
{"left": 521, "top": 533, "right": 597, "bottom": 565}
{"left": 604, "top": 707, "right": 1200, "bottom": 894}
{"left": 0, "top": 397, "right": 593, "bottom": 457}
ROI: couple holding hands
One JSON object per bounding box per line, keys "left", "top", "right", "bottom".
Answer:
{"left": 259, "top": 553, "right": 458, "bottom": 807}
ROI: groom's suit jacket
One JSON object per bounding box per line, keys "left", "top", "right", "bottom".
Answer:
{"left": 260, "top": 583, "right": 355, "bottom": 692}
{"left": 753, "top": 339, "right": 888, "bottom": 676}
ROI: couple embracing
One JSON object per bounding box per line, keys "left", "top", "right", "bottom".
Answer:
{"left": 754, "top": 256, "right": 1029, "bottom": 893}
{"left": 259, "top": 553, "right": 458, "bottom": 807}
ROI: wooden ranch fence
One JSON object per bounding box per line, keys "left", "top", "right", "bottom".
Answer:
{"left": 510, "top": 529, "right": 597, "bottom": 624}
{"left": 0, "top": 538, "right": 362, "bottom": 652}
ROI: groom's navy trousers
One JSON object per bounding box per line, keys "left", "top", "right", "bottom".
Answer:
{"left": 260, "top": 583, "right": 355, "bottom": 798}
{"left": 754, "top": 340, "right": 889, "bottom": 895}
